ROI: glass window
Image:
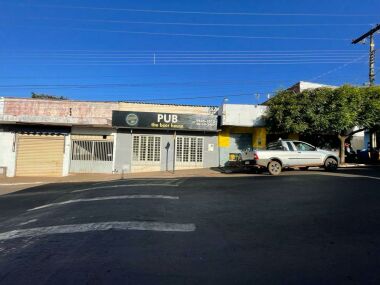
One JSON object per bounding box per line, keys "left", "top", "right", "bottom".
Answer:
{"left": 147, "top": 136, "right": 154, "bottom": 161}
{"left": 286, "top": 142, "right": 295, "bottom": 151}
{"left": 154, "top": 137, "right": 161, "bottom": 162}
{"left": 176, "top": 137, "right": 183, "bottom": 162}
{"left": 132, "top": 136, "right": 140, "bottom": 161}
{"left": 196, "top": 138, "right": 203, "bottom": 162}
{"left": 183, "top": 137, "right": 190, "bottom": 162}
{"left": 267, "top": 142, "right": 283, "bottom": 150}
{"left": 176, "top": 136, "right": 204, "bottom": 163}
{"left": 190, "top": 137, "right": 197, "bottom": 162}
{"left": 140, "top": 136, "right": 147, "bottom": 161}
{"left": 132, "top": 135, "right": 161, "bottom": 162}
{"left": 293, "top": 142, "right": 315, "bottom": 151}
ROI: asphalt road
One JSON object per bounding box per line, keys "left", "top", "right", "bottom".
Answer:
{"left": 0, "top": 167, "right": 380, "bottom": 285}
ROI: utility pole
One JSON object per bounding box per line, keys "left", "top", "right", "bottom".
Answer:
{"left": 352, "top": 24, "right": 380, "bottom": 86}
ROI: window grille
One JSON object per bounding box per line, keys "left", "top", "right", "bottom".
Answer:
{"left": 197, "top": 138, "right": 203, "bottom": 162}
{"left": 190, "top": 137, "right": 196, "bottom": 162}
{"left": 132, "top": 136, "right": 140, "bottom": 161}
{"left": 132, "top": 135, "right": 161, "bottom": 162}
{"left": 176, "top": 136, "right": 204, "bottom": 163}
{"left": 154, "top": 137, "right": 161, "bottom": 161}
{"left": 71, "top": 140, "right": 113, "bottom": 161}
{"left": 176, "top": 137, "right": 183, "bottom": 162}
{"left": 183, "top": 137, "right": 190, "bottom": 162}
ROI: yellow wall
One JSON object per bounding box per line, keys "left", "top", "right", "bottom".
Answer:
{"left": 252, "top": 128, "right": 267, "bottom": 149}
{"left": 218, "top": 128, "right": 230, "bottom": 147}
{"left": 218, "top": 126, "right": 267, "bottom": 149}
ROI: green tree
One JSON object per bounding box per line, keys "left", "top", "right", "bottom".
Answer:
{"left": 266, "top": 85, "right": 380, "bottom": 164}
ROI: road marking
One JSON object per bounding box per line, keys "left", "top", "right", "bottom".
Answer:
{"left": 18, "top": 219, "right": 38, "bottom": 226}
{"left": 28, "top": 195, "right": 179, "bottom": 211}
{"left": 0, "top": 221, "right": 196, "bottom": 241}
{"left": 72, "top": 183, "right": 179, "bottom": 193}
{"left": 92, "top": 178, "right": 181, "bottom": 186}
{"left": 316, "top": 172, "right": 380, "bottom": 180}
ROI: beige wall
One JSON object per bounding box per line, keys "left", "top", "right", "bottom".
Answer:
{"left": 119, "top": 102, "right": 218, "bottom": 115}
{"left": 1, "top": 98, "right": 117, "bottom": 126}
{"left": 0, "top": 98, "right": 218, "bottom": 127}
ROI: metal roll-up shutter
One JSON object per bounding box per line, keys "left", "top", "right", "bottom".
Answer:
{"left": 16, "top": 134, "right": 64, "bottom": 177}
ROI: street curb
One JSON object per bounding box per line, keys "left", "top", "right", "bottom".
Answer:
{"left": 339, "top": 164, "right": 368, "bottom": 168}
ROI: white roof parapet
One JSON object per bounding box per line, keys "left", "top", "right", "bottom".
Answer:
{"left": 220, "top": 104, "right": 267, "bottom": 127}
{"left": 288, "top": 81, "right": 337, "bottom": 93}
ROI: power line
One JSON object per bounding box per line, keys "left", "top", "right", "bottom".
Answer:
{"left": 8, "top": 25, "right": 352, "bottom": 41}
{"left": 26, "top": 17, "right": 376, "bottom": 27}
{"left": 46, "top": 27, "right": 355, "bottom": 41}
{"left": 19, "top": 4, "right": 378, "bottom": 17}
{"left": 3, "top": 61, "right": 366, "bottom": 67}
{"left": 309, "top": 54, "right": 368, "bottom": 81}
{"left": 0, "top": 81, "right": 285, "bottom": 89}
{"left": 2, "top": 53, "right": 366, "bottom": 58}
{"left": 10, "top": 58, "right": 369, "bottom": 62}
{"left": 1, "top": 49, "right": 366, "bottom": 53}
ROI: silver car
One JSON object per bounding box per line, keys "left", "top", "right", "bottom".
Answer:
{"left": 241, "top": 139, "right": 340, "bottom": 175}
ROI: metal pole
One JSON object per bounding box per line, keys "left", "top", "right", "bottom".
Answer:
{"left": 352, "top": 24, "right": 380, "bottom": 85}
{"left": 172, "top": 131, "right": 176, "bottom": 173}
{"left": 369, "top": 34, "right": 375, "bottom": 86}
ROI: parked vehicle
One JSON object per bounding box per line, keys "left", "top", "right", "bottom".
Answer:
{"left": 241, "top": 139, "right": 339, "bottom": 175}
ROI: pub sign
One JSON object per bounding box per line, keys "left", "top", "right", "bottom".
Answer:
{"left": 112, "top": 111, "right": 218, "bottom": 132}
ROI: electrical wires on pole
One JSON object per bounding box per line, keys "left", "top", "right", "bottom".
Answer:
{"left": 352, "top": 24, "right": 380, "bottom": 86}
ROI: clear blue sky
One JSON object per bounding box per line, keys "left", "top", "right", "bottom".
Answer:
{"left": 0, "top": 0, "right": 378, "bottom": 105}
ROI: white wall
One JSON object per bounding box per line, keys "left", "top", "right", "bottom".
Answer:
{"left": 220, "top": 104, "right": 267, "bottom": 127}
{"left": 0, "top": 131, "right": 16, "bottom": 177}
{"left": 0, "top": 98, "right": 4, "bottom": 115}
{"left": 62, "top": 134, "right": 71, "bottom": 176}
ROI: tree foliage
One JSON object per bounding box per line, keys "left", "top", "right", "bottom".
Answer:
{"left": 31, "top": 92, "right": 67, "bottom": 100}
{"left": 265, "top": 85, "right": 380, "bottom": 163}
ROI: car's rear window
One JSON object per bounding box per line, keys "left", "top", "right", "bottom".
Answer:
{"left": 266, "top": 142, "right": 283, "bottom": 150}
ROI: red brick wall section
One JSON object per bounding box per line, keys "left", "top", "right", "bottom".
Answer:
{"left": 3, "top": 99, "right": 117, "bottom": 119}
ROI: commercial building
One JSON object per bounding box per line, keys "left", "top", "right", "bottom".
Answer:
{"left": 112, "top": 103, "right": 219, "bottom": 174}
{"left": 0, "top": 97, "right": 227, "bottom": 177}
{"left": 218, "top": 104, "right": 267, "bottom": 165}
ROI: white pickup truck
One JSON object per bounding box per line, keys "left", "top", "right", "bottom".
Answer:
{"left": 241, "top": 139, "right": 339, "bottom": 175}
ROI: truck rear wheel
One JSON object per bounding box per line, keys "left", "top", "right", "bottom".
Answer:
{"left": 268, "top": 160, "right": 282, "bottom": 175}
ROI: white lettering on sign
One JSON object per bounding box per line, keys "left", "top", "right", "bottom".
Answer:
{"left": 157, "top": 114, "right": 178, "bottom": 123}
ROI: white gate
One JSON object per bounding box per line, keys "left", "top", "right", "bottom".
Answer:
{"left": 70, "top": 139, "right": 114, "bottom": 173}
